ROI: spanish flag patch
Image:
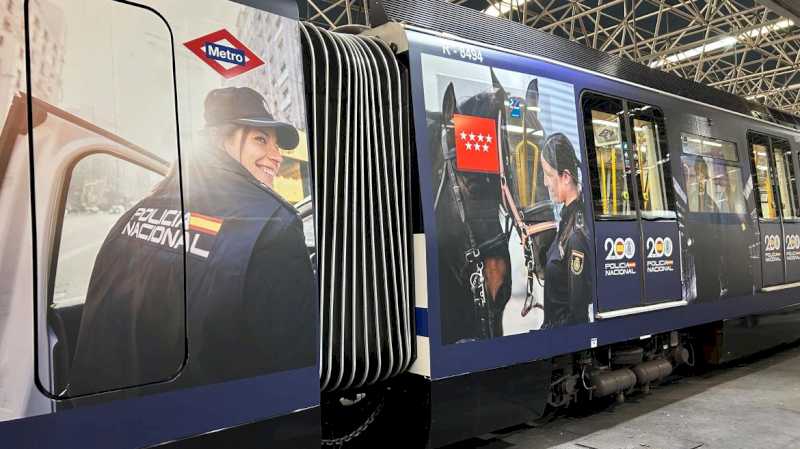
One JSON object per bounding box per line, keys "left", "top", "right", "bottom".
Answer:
{"left": 188, "top": 212, "right": 223, "bottom": 236}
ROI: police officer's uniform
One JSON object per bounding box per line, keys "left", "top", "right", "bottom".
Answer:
{"left": 68, "top": 88, "right": 315, "bottom": 395}
{"left": 542, "top": 199, "right": 593, "bottom": 327}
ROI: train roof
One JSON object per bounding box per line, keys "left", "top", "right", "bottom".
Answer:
{"left": 368, "top": 0, "right": 800, "bottom": 133}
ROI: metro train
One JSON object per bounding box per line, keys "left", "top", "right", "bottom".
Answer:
{"left": 2, "top": 0, "right": 800, "bottom": 447}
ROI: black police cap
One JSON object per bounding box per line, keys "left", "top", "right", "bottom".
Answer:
{"left": 204, "top": 86, "right": 300, "bottom": 150}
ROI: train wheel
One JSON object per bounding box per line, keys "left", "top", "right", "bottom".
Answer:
{"left": 322, "top": 388, "right": 386, "bottom": 448}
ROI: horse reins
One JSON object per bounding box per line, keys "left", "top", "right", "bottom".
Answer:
{"left": 434, "top": 119, "right": 504, "bottom": 340}
{"left": 495, "top": 111, "right": 552, "bottom": 317}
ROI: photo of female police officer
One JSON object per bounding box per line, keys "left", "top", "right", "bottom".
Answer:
{"left": 67, "top": 87, "right": 316, "bottom": 395}
{"left": 420, "top": 54, "right": 593, "bottom": 343}
{"left": 540, "top": 133, "right": 593, "bottom": 327}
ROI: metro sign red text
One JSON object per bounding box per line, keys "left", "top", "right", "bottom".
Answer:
{"left": 184, "top": 29, "right": 264, "bottom": 79}
{"left": 453, "top": 114, "right": 500, "bottom": 174}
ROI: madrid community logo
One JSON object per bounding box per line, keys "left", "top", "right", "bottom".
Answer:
{"left": 184, "top": 29, "right": 264, "bottom": 79}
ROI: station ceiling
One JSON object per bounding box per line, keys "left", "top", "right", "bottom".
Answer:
{"left": 303, "top": 0, "right": 800, "bottom": 116}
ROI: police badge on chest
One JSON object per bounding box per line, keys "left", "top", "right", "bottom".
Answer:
{"left": 571, "top": 250, "right": 584, "bottom": 275}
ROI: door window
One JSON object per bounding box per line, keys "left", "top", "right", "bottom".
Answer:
{"left": 750, "top": 134, "right": 779, "bottom": 219}
{"left": 584, "top": 96, "right": 634, "bottom": 217}
{"left": 773, "top": 138, "right": 798, "bottom": 219}
{"left": 628, "top": 103, "right": 673, "bottom": 219}
{"left": 27, "top": 0, "right": 182, "bottom": 397}
{"left": 749, "top": 133, "right": 800, "bottom": 221}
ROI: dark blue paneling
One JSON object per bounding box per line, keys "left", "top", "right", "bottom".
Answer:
{"left": 642, "top": 220, "right": 682, "bottom": 303}
{"left": 761, "top": 221, "right": 784, "bottom": 286}
{"left": 1, "top": 367, "right": 318, "bottom": 449}
{"left": 594, "top": 220, "right": 642, "bottom": 311}
{"left": 784, "top": 222, "right": 800, "bottom": 283}
{"left": 416, "top": 307, "right": 429, "bottom": 337}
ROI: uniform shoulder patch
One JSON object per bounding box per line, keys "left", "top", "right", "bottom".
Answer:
{"left": 570, "top": 250, "right": 584, "bottom": 275}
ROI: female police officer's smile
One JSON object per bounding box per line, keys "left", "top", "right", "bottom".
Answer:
{"left": 222, "top": 127, "right": 284, "bottom": 188}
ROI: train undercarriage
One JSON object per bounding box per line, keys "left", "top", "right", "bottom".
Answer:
{"left": 322, "top": 306, "right": 800, "bottom": 448}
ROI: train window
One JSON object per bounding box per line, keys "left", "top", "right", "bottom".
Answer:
{"left": 583, "top": 95, "right": 635, "bottom": 218}
{"left": 27, "top": 0, "right": 182, "bottom": 397}
{"left": 748, "top": 132, "right": 800, "bottom": 221}
{"left": 681, "top": 134, "right": 739, "bottom": 162}
{"left": 681, "top": 133, "right": 746, "bottom": 214}
{"left": 773, "top": 138, "right": 799, "bottom": 220}
{"left": 750, "top": 135, "right": 778, "bottom": 219}
{"left": 628, "top": 103, "right": 673, "bottom": 219}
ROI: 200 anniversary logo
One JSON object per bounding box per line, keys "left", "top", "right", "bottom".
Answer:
{"left": 604, "top": 237, "right": 636, "bottom": 276}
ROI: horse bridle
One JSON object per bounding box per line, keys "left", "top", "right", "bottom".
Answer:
{"left": 434, "top": 114, "right": 510, "bottom": 340}
{"left": 434, "top": 107, "right": 555, "bottom": 338}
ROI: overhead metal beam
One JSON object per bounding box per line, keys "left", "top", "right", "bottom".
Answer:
{"left": 303, "top": 0, "right": 800, "bottom": 116}
{"left": 756, "top": 0, "right": 800, "bottom": 23}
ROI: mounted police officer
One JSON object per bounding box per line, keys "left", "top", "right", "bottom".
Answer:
{"left": 68, "top": 87, "right": 315, "bottom": 395}
{"left": 539, "top": 133, "right": 593, "bottom": 327}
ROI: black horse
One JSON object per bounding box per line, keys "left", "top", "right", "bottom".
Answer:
{"left": 430, "top": 70, "right": 516, "bottom": 343}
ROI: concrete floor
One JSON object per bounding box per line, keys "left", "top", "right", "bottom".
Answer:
{"left": 444, "top": 343, "right": 800, "bottom": 449}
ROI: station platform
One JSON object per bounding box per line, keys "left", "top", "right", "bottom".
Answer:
{"left": 445, "top": 343, "right": 800, "bottom": 449}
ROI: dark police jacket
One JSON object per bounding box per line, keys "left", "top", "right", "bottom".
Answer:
{"left": 542, "top": 198, "right": 593, "bottom": 327}
{"left": 68, "top": 143, "right": 316, "bottom": 396}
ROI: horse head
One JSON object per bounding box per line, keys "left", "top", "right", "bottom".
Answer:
{"left": 430, "top": 69, "right": 513, "bottom": 340}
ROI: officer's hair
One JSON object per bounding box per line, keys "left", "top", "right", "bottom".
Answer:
{"left": 542, "top": 133, "right": 581, "bottom": 188}
{"left": 204, "top": 124, "right": 240, "bottom": 150}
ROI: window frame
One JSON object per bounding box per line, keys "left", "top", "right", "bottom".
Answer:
{"left": 582, "top": 92, "right": 635, "bottom": 220}
{"left": 679, "top": 132, "right": 747, "bottom": 216}
{"left": 747, "top": 130, "right": 800, "bottom": 223}
{"left": 626, "top": 101, "right": 675, "bottom": 220}
{"left": 581, "top": 90, "right": 676, "bottom": 221}
{"left": 24, "top": 0, "right": 183, "bottom": 400}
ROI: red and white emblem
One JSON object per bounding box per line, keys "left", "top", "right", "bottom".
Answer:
{"left": 453, "top": 114, "right": 500, "bottom": 174}
{"left": 183, "top": 29, "right": 264, "bottom": 79}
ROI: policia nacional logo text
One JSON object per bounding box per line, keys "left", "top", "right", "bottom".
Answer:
{"left": 121, "top": 207, "right": 223, "bottom": 259}
{"left": 603, "top": 237, "right": 637, "bottom": 276}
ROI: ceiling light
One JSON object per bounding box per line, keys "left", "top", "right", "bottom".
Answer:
{"left": 592, "top": 119, "right": 619, "bottom": 128}
{"left": 484, "top": 1, "right": 513, "bottom": 17}
{"left": 650, "top": 19, "right": 795, "bottom": 69}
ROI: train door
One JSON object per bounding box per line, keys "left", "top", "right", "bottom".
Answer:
{"left": 748, "top": 131, "right": 800, "bottom": 287}
{"left": 582, "top": 93, "right": 682, "bottom": 317}
{"left": 25, "top": 0, "right": 184, "bottom": 398}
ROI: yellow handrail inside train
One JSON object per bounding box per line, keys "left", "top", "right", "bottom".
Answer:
{"left": 611, "top": 148, "right": 617, "bottom": 214}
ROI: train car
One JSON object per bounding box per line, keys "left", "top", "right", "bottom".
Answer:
{"left": 2, "top": 0, "right": 800, "bottom": 448}
{"left": 308, "top": 0, "right": 800, "bottom": 446}
{"left": 0, "top": 1, "right": 328, "bottom": 447}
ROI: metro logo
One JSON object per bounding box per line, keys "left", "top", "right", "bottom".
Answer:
{"left": 205, "top": 42, "right": 245, "bottom": 66}
{"left": 184, "top": 29, "right": 264, "bottom": 79}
